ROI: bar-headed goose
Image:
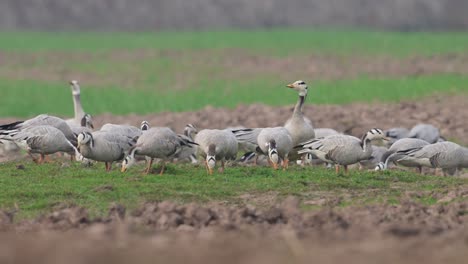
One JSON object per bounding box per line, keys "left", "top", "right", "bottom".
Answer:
{"left": 297, "top": 128, "right": 387, "bottom": 174}
{"left": 285, "top": 80, "right": 315, "bottom": 145}
{"left": 77, "top": 131, "right": 137, "bottom": 171}
{"left": 140, "top": 121, "right": 150, "bottom": 131}
{"left": 394, "top": 141, "right": 468, "bottom": 175}
{"left": 257, "top": 127, "right": 293, "bottom": 170}
{"left": 0, "top": 114, "right": 77, "bottom": 146}
{"left": 68, "top": 113, "right": 94, "bottom": 135}
{"left": 194, "top": 129, "right": 238, "bottom": 175}
{"left": 121, "top": 127, "right": 196, "bottom": 174}
{"left": 408, "top": 124, "right": 440, "bottom": 144}
{"left": 0, "top": 125, "right": 80, "bottom": 163}
{"left": 375, "top": 138, "right": 429, "bottom": 172}
{"left": 66, "top": 80, "right": 95, "bottom": 129}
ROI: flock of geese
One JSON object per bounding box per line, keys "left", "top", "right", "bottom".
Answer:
{"left": 0, "top": 80, "right": 467, "bottom": 176}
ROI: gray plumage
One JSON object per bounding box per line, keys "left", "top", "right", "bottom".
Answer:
{"left": 298, "top": 128, "right": 386, "bottom": 173}
{"left": 68, "top": 113, "right": 94, "bottom": 135}
{"left": 0, "top": 114, "right": 77, "bottom": 146}
{"left": 257, "top": 127, "right": 293, "bottom": 169}
{"left": 359, "top": 145, "right": 388, "bottom": 169}
{"left": 375, "top": 138, "right": 429, "bottom": 171}
{"left": 121, "top": 127, "right": 195, "bottom": 174}
{"left": 174, "top": 124, "right": 198, "bottom": 164}
{"left": 77, "top": 131, "right": 137, "bottom": 171}
{"left": 408, "top": 124, "right": 440, "bottom": 144}
{"left": 100, "top": 123, "right": 142, "bottom": 139}
{"left": 314, "top": 128, "right": 340, "bottom": 139}
{"left": 0, "top": 125, "right": 79, "bottom": 162}
{"left": 385, "top": 127, "right": 410, "bottom": 145}
{"left": 396, "top": 141, "right": 468, "bottom": 173}
{"left": 195, "top": 129, "right": 238, "bottom": 174}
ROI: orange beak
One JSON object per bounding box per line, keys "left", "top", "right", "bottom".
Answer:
{"left": 121, "top": 167, "right": 127, "bottom": 173}
{"left": 286, "top": 84, "right": 294, "bottom": 88}
{"left": 208, "top": 167, "right": 214, "bottom": 175}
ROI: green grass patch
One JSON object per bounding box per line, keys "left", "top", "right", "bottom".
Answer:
{"left": 0, "top": 75, "right": 466, "bottom": 117}
{"left": 1, "top": 29, "right": 468, "bottom": 56}
{"left": 0, "top": 161, "right": 466, "bottom": 219}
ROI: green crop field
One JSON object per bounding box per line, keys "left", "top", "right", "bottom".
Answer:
{"left": 0, "top": 160, "right": 466, "bottom": 219}
{"left": 0, "top": 29, "right": 467, "bottom": 117}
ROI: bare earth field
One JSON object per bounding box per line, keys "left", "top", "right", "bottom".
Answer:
{"left": 1, "top": 196, "right": 468, "bottom": 264}
{"left": 93, "top": 94, "right": 467, "bottom": 144}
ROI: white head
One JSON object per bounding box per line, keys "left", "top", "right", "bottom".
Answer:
{"left": 140, "top": 121, "right": 150, "bottom": 131}
{"left": 364, "top": 128, "right": 387, "bottom": 141}
{"left": 184, "top": 124, "right": 198, "bottom": 139}
{"left": 69, "top": 80, "right": 81, "bottom": 95}
{"left": 121, "top": 155, "right": 136, "bottom": 172}
{"left": 266, "top": 139, "right": 279, "bottom": 170}
{"left": 80, "top": 114, "right": 94, "bottom": 129}
{"left": 206, "top": 144, "right": 216, "bottom": 175}
{"left": 286, "top": 80, "right": 308, "bottom": 97}
{"left": 374, "top": 162, "right": 386, "bottom": 171}
{"left": 77, "top": 132, "right": 93, "bottom": 148}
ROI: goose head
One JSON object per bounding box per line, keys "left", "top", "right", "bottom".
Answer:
{"left": 363, "top": 128, "right": 387, "bottom": 141}
{"left": 69, "top": 80, "right": 81, "bottom": 95}
{"left": 121, "top": 155, "right": 136, "bottom": 172}
{"left": 374, "top": 162, "right": 386, "bottom": 171}
{"left": 140, "top": 120, "right": 150, "bottom": 131}
{"left": 184, "top": 124, "right": 198, "bottom": 138}
{"left": 266, "top": 139, "right": 279, "bottom": 170}
{"left": 77, "top": 132, "right": 93, "bottom": 149}
{"left": 80, "top": 113, "right": 94, "bottom": 129}
{"left": 206, "top": 144, "right": 216, "bottom": 175}
{"left": 286, "top": 80, "right": 308, "bottom": 97}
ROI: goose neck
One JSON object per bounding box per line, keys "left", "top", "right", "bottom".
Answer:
{"left": 73, "top": 94, "right": 85, "bottom": 120}
{"left": 292, "top": 95, "right": 305, "bottom": 117}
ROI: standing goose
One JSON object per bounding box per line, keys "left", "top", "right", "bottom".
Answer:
{"left": 194, "top": 129, "right": 238, "bottom": 175}
{"left": 77, "top": 131, "right": 137, "bottom": 171}
{"left": 395, "top": 141, "right": 468, "bottom": 175}
{"left": 0, "top": 125, "right": 80, "bottom": 163}
{"left": 284, "top": 80, "right": 315, "bottom": 146}
{"left": 375, "top": 138, "right": 429, "bottom": 172}
{"left": 301, "top": 128, "right": 341, "bottom": 166}
{"left": 121, "top": 127, "right": 196, "bottom": 174}
{"left": 297, "top": 128, "right": 387, "bottom": 174}
{"left": 66, "top": 80, "right": 95, "bottom": 129}
{"left": 0, "top": 114, "right": 77, "bottom": 146}
{"left": 256, "top": 127, "right": 293, "bottom": 170}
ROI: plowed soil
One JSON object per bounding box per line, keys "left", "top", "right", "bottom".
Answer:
{"left": 1, "top": 197, "right": 468, "bottom": 264}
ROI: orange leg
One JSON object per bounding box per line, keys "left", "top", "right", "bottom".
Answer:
{"left": 159, "top": 161, "right": 166, "bottom": 175}
{"left": 145, "top": 158, "right": 154, "bottom": 174}
{"left": 335, "top": 165, "right": 340, "bottom": 174}
{"left": 218, "top": 160, "right": 225, "bottom": 173}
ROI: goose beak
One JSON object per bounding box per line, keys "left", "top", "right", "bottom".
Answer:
{"left": 121, "top": 167, "right": 127, "bottom": 173}
{"left": 90, "top": 123, "right": 94, "bottom": 129}
{"left": 286, "top": 84, "right": 294, "bottom": 89}
{"left": 383, "top": 137, "right": 391, "bottom": 141}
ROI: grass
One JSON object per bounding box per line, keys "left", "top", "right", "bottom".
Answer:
{"left": 0, "top": 160, "right": 466, "bottom": 219}
{"left": 0, "top": 75, "right": 466, "bottom": 117}
{"left": 1, "top": 29, "right": 468, "bottom": 56}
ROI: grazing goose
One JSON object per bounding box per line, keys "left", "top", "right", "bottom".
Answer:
{"left": 385, "top": 127, "right": 410, "bottom": 146}
{"left": 0, "top": 125, "right": 80, "bottom": 163}
{"left": 194, "top": 129, "right": 238, "bottom": 175}
{"left": 300, "top": 128, "right": 341, "bottom": 166}
{"left": 256, "top": 127, "right": 293, "bottom": 170}
{"left": 174, "top": 124, "right": 199, "bottom": 164}
{"left": 297, "top": 128, "right": 387, "bottom": 174}
{"left": 359, "top": 145, "right": 388, "bottom": 170}
{"left": 100, "top": 123, "right": 142, "bottom": 138}
{"left": 0, "top": 114, "right": 77, "bottom": 146}
{"left": 375, "top": 138, "right": 429, "bottom": 172}
{"left": 408, "top": 124, "right": 440, "bottom": 144}
{"left": 395, "top": 141, "right": 468, "bottom": 175}
{"left": 121, "top": 127, "right": 196, "bottom": 174}
{"left": 77, "top": 131, "right": 137, "bottom": 171}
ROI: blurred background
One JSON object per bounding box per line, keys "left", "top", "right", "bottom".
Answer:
{"left": 1, "top": 0, "right": 468, "bottom": 31}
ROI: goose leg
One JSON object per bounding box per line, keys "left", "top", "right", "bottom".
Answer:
{"left": 358, "top": 163, "right": 363, "bottom": 171}
{"left": 254, "top": 155, "right": 259, "bottom": 166}
{"left": 28, "top": 151, "right": 39, "bottom": 164}
{"left": 283, "top": 156, "right": 289, "bottom": 170}
{"left": 335, "top": 165, "right": 340, "bottom": 174}
{"left": 159, "top": 160, "right": 166, "bottom": 175}
{"left": 417, "top": 166, "right": 422, "bottom": 175}
{"left": 38, "top": 154, "right": 46, "bottom": 164}
{"left": 218, "top": 159, "right": 225, "bottom": 173}
{"left": 145, "top": 158, "right": 154, "bottom": 174}
{"left": 105, "top": 162, "right": 112, "bottom": 172}
{"left": 344, "top": 165, "right": 349, "bottom": 174}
